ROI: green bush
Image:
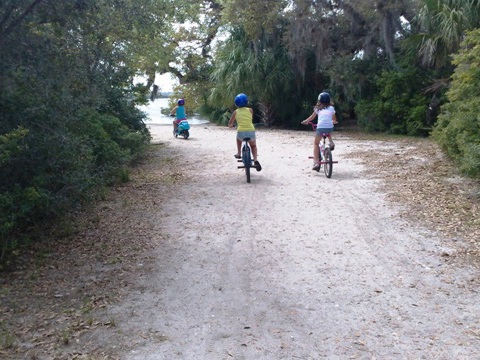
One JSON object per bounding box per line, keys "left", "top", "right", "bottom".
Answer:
{"left": 355, "top": 67, "right": 431, "bottom": 136}
{"left": 356, "top": 99, "right": 388, "bottom": 132}
{"left": 433, "top": 30, "right": 480, "bottom": 177}
{"left": 0, "top": 104, "right": 150, "bottom": 264}
{"left": 0, "top": 82, "right": 150, "bottom": 265}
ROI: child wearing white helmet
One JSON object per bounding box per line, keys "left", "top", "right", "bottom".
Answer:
{"left": 301, "top": 92, "right": 338, "bottom": 171}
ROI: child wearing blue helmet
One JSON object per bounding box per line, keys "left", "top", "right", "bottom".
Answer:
{"left": 228, "top": 93, "right": 261, "bottom": 171}
{"left": 301, "top": 92, "right": 338, "bottom": 171}
{"left": 170, "top": 98, "right": 186, "bottom": 133}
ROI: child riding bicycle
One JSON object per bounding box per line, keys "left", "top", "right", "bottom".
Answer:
{"left": 301, "top": 92, "right": 338, "bottom": 171}
{"left": 228, "top": 93, "right": 261, "bottom": 171}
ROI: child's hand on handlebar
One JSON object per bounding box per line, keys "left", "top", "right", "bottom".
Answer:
{"left": 301, "top": 120, "right": 309, "bottom": 125}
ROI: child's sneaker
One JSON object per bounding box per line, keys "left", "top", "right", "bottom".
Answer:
{"left": 254, "top": 160, "right": 262, "bottom": 171}
{"left": 312, "top": 162, "right": 321, "bottom": 171}
{"left": 329, "top": 140, "right": 335, "bottom": 151}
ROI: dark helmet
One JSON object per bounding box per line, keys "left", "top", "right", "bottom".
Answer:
{"left": 318, "top": 92, "right": 331, "bottom": 104}
{"left": 177, "top": 98, "right": 185, "bottom": 106}
{"left": 234, "top": 93, "right": 248, "bottom": 107}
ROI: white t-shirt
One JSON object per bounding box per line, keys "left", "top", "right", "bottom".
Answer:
{"left": 316, "top": 106, "right": 335, "bottom": 128}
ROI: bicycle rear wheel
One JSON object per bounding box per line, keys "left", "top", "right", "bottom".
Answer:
{"left": 324, "top": 148, "right": 333, "bottom": 178}
{"left": 242, "top": 144, "right": 251, "bottom": 183}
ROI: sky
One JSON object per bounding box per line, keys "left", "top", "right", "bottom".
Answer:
{"left": 156, "top": 72, "right": 178, "bottom": 92}
{"left": 135, "top": 72, "right": 178, "bottom": 93}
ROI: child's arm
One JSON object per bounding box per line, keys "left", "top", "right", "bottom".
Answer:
{"left": 170, "top": 106, "right": 178, "bottom": 115}
{"left": 228, "top": 110, "right": 237, "bottom": 128}
{"left": 301, "top": 111, "right": 317, "bottom": 125}
{"left": 332, "top": 113, "right": 338, "bottom": 125}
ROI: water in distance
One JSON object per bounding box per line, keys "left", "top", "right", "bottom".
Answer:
{"left": 138, "top": 98, "right": 209, "bottom": 125}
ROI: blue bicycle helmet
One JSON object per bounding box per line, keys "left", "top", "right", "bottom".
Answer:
{"left": 177, "top": 98, "right": 185, "bottom": 106}
{"left": 318, "top": 92, "right": 331, "bottom": 104}
{"left": 234, "top": 93, "right": 248, "bottom": 107}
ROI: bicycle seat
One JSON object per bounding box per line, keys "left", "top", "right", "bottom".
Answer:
{"left": 243, "top": 137, "right": 251, "bottom": 141}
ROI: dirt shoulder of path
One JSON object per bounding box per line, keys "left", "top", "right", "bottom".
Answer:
{"left": 347, "top": 132, "right": 480, "bottom": 265}
{"left": 1, "top": 125, "right": 479, "bottom": 359}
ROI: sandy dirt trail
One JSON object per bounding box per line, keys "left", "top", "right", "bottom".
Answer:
{"left": 105, "top": 123, "right": 479, "bottom": 359}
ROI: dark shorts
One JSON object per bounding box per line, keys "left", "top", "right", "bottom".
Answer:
{"left": 237, "top": 131, "right": 256, "bottom": 141}
{"left": 316, "top": 127, "right": 333, "bottom": 136}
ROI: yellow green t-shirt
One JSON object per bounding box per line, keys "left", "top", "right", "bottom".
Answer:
{"left": 236, "top": 107, "right": 255, "bottom": 132}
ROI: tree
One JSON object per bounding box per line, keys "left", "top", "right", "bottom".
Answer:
{"left": 284, "top": 0, "right": 416, "bottom": 76}
{"left": 0, "top": 0, "right": 163, "bottom": 263}
{"left": 139, "top": 0, "right": 223, "bottom": 89}
{"left": 208, "top": 27, "right": 295, "bottom": 125}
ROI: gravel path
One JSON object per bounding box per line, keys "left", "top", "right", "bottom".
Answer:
{"left": 112, "top": 124, "right": 480, "bottom": 359}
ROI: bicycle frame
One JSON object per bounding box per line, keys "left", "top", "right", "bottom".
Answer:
{"left": 306, "top": 121, "right": 338, "bottom": 178}
{"left": 237, "top": 137, "right": 253, "bottom": 183}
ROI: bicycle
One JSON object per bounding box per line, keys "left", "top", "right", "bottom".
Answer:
{"left": 237, "top": 137, "right": 253, "bottom": 183}
{"left": 305, "top": 121, "right": 337, "bottom": 178}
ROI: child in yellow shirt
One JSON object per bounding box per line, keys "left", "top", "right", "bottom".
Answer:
{"left": 228, "top": 93, "right": 261, "bottom": 171}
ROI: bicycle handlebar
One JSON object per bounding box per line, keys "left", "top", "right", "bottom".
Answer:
{"left": 301, "top": 120, "right": 317, "bottom": 130}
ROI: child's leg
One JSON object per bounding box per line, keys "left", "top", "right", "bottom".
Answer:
{"left": 173, "top": 120, "right": 178, "bottom": 131}
{"left": 313, "top": 135, "right": 321, "bottom": 163}
{"left": 327, "top": 133, "right": 335, "bottom": 149}
{"left": 249, "top": 140, "right": 258, "bottom": 161}
{"left": 311, "top": 135, "right": 322, "bottom": 171}
{"left": 236, "top": 138, "right": 242, "bottom": 156}
{"left": 249, "top": 139, "right": 261, "bottom": 171}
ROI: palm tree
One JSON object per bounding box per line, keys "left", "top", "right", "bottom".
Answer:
{"left": 407, "top": 0, "right": 480, "bottom": 68}
{"left": 209, "top": 28, "right": 294, "bottom": 125}
{"left": 209, "top": 29, "right": 255, "bottom": 109}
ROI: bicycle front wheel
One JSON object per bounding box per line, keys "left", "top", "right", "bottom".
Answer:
{"left": 324, "top": 148, "right": 333, "bottom": 178}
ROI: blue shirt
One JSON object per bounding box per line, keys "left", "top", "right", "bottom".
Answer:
{"left": 176, "top": 105, "right": 186, "bottom": 120}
